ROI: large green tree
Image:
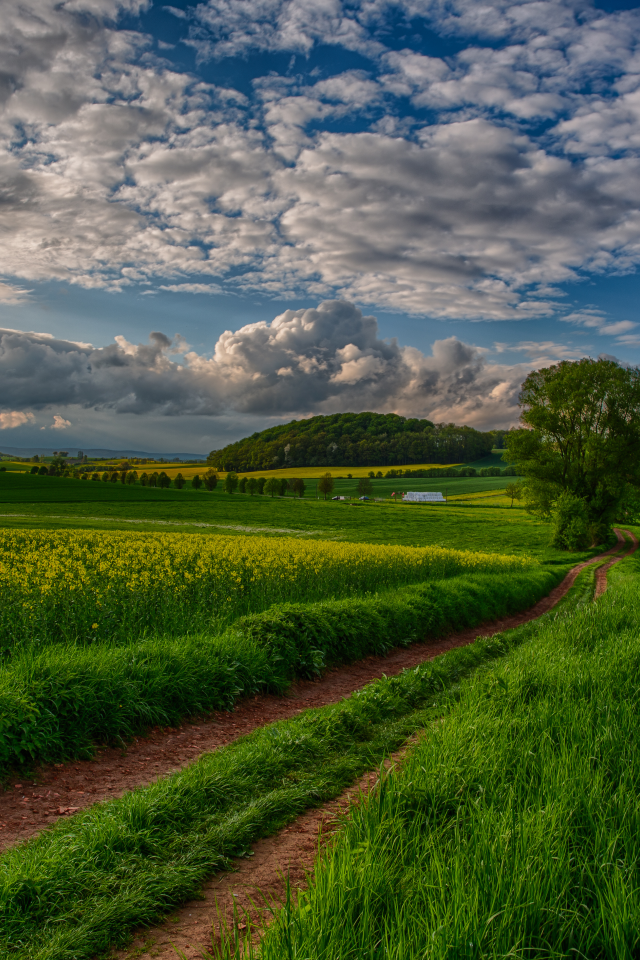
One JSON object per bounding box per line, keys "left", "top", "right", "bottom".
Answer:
{"left": 505, "top": 357, "right": 640, "bottom": 548}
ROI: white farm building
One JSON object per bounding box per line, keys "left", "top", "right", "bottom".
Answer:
{"left": 403, "top": 492, "right": 446, "bottom": 503}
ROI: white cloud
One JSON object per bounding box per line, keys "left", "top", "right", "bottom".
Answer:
{"left": 51, "top": 415, "right": 72, "bottom": 429}
{"left": 0, "top": 300, "right": 545, "bottom": 429}
{"left": 1, "top": 0, "right": 640, "bottom": 320}
{"left": 0, "top": 411, "right": 35, "bottom": 430}
{"left": 159, "top": 283, "right": 228, "bottom": 294}
{"left": 0, "top": 282, "right": 32, "bottom": 304}
{"left": 562, "top": 310, "right": 638, "bottom": 339}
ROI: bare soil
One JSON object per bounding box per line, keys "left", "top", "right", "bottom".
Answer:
{"left": 0, "top": 532, "right": 631, "bottom": 857}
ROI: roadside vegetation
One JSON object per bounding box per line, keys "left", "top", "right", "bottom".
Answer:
{"left": 0, "top": 527, "right": 549, "bottom": 772}
{"left": 247, "top": 544, "right": 640, "bottom": 960}
{"left": 0, "top": 553, "right": 598, "bottom": 960}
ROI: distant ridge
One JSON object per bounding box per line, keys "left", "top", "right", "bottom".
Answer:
{"left": 0, "top": 446, "right": 206, "bottom": 460}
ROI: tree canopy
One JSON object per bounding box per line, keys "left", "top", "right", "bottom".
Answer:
{"left": 505, "top": 357, "right": 640, "bottom": 548}
{"left": 207, "top": 411, "right": 496, "bottom": 472}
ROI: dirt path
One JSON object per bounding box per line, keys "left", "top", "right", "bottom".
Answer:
{"left": 595, "top": 528, "right": 638, "bottom": 596}
{"left": 110, "top": 528, "right": 638, "bottom": 960}
{"left": 0, "top": 532, "right": 632, "bottom": 854}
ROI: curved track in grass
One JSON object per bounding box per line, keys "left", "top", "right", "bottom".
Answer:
{"left": 111, "top": 527, "right": 639, "bottom": 960}
{"left": 1, "top": 530, "right": 636, "bottom": 859}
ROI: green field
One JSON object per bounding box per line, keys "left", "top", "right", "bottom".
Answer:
{"left": 1, "top": 456, "right": 635, "bottom": 959}
{"left": 0, "top": 469, "right": 561, "bottom": 559}
{"left": 0, "top": 466, "right": 581, "bottom": 774}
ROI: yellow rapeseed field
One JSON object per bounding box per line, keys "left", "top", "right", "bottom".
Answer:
{"left": 157, "top": 463, "right": 462, "bottom": 480}
{"left": 0, "top": 529, "right": 533, "bottom": 649}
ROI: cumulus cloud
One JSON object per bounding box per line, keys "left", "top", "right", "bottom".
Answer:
{"left": 0, "top": 411, "right": 35, "bottom": 430}
{"left": 51, "top": 415, "right": 72, "bottom": 430}
{"left": 0, "top": 300, "right": 542, "bottom": 429}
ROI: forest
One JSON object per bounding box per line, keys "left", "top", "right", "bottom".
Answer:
{"left": 207, "top": 412, "right": 498, "bottom": 471}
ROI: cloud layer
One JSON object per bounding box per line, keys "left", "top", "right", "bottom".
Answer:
{"left": 2, "top": 0, "right": 640, "bottom": 318}
{"left": 0, "top": 300, "right": 548, "bottom": 430}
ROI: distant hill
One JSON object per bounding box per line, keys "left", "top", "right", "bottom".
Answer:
{"left": 0, "top": 446, "right": 206, "bottom": 461}
{"left": 207, "top": 412, "right": 497, "bottom": 472}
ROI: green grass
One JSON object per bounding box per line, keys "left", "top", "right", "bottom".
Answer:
{"left": 247, "top": 541, "right": 640, "bottom": 960}
{"left": 0, "top": 568, "right": 558, "bottom": 774}
{"left": 0, "top": 562, "right": 587, "bottom": 960}
{"left": 0, "top": 469, "right": 581, "bottom": 562}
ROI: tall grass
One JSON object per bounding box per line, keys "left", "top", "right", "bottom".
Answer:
{"left": 0, "top": 568, "right": 558, "bottom": 772}
{"left": 0, "top": 568, "right": 569, "bottom": 960}
{"left": 0, "top": 530, "right": 533, "bottom": 654}
{"left": 251, "top": 555, "right": 640, "bottom": 960}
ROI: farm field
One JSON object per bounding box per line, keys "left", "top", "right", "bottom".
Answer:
{"left": 0, "top": 537, "right": 635, "bottom": 960}
{"left": 0, "top": 515, "right": 553, "bottom": 773}
{"left": 0, "top": 447, "right": 511, "bottom": 481}
{"left": 0, "top": 451, "right": 632, "bottom": 960}
{"left": 0, "top": 470, "right": 559, "bottom": 559}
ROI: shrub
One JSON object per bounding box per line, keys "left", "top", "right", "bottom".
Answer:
{"left": 551, "top": 493, "right": 591, "bottom": 550}
{"left": 204, "top": 469, "right": 218, "bottom": 491}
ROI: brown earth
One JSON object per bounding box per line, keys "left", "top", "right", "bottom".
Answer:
{"left": 0, "top": 530, "right": 632, "bottom": 858}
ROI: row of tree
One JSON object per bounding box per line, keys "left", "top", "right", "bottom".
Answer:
{"left": 207, "top": 412, "right": 498, "bottom": 472}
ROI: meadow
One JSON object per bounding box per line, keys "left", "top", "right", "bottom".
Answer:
{"left": 0, "top": 546, "right": 632, "bottom": 960}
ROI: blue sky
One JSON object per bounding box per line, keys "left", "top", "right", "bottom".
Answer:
{"left": 1, "top": 0, "right": 640, "bottom": 453}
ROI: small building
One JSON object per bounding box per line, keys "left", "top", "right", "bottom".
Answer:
{"left": 403, "top": 491, "right": 446, "bottom": 503}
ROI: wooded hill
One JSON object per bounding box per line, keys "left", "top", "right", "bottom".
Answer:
{"left": 207, "top": 412, "right": 497, "bottom": 472}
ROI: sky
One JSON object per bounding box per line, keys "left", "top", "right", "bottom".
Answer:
{"left": 2, "top": 0, "right": 640, "bottom": 454}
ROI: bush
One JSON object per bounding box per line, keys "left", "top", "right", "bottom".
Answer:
{"left": 204, "top": 469, "right": 218, "bottom": 491}
{"left": 174, "top": 473, "right": 186, "bottom": 490}
{"left": 551, "top": 493, "right": 591, "bottom": 550}
{"left": 191, "top": 474, "right": 202, "bottom": 490}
